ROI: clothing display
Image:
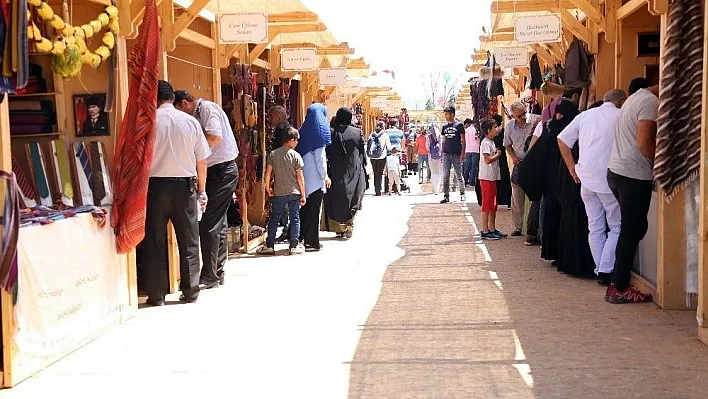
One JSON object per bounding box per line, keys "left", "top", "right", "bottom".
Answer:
{"left": 19, "top": 204, "right": 107, "bottom": 227}
{"left": 654, "top": 0, "right": 704, "bottom": 200}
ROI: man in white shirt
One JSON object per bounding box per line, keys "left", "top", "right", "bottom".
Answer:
{"left": 557, "top": 89, "right": 627, "bottom": 286}
{"left": 174, "top": 90, "right": 239, "bottom": 289}
{"left": 144, "top": 81, "right": 211, "bottom": 306}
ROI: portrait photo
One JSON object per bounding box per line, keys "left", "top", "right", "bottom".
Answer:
{"left": 74, "top": 94, "right": 110, "bottom": 137}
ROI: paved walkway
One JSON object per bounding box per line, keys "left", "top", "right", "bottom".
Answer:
{"left": 5, "top": 180, "right": 708, "bottom": 398}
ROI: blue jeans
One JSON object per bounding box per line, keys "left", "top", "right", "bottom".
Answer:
{"left": 462, "top": 152, "right": 480, "bottom": 186}
{"left": 267, "top": 194, "right": 301, "bottom": 248}
{"left": 442, "top": 153, "right": 465, "bottom": 197}
{"left": 417, "top": 154, "right": 429, "bottom": 181}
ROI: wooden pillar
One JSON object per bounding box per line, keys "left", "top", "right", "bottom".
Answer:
{"left": 211, "top": 22, "right": 222, "bottom": 103}
{"left": 0, "top": 93, "right": 12, "bottom": 387}
{"left": 697, "top": 0, "right": 708, "bottom": 346}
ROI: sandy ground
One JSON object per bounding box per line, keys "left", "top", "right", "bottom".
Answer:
{"left": 4, "top": 178, "right": 708, "bottom": 398}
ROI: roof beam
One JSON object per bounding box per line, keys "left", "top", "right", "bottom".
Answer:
{"left": 545, "top": 43, "right": 565, "bottom": 61}
{"left": 560, "top": 9, "right": 591, "bottom": 46}
{"left": 178, "top": 28, "right": 215, "bottom": 49}
{"left": 172, "top": 0, "right": 210, "bottom": 39}
{"left": 131, "top": 0, "right": 165, "bottom": 32}
{"left": 617, "top": 0, "right": 647, "bottom": 21}
{"left": 490, "top": 0, "right": 571, "bottom": 13}
{"left": 531, "top": 44, "right": 556, "bottom": 66}
{"left": 480, "top": 33, "right": 515, "bottom": 42}
{"left": 566, "top": 0, "right": 605, "bottom": 30}
{"left": 248, "top": 23, "right": 328, "bottom": 64}
{"left": 268, "top": 12, "right": 319, "bottom": 24}
{"left": 161, "top": 0, "right": 176, "bottom": 52}
{"left": 604, "top": 0, "right": 619, "bottom": 43}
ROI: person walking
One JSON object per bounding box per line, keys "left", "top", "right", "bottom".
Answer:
{"left": 462, "top": 118, "right": 480, "bottom": 187}
{"left": 144, "top": 81, "right": 210, "bottom": 306}
{"left": 386, "top": 147, "right": 403, "bottom": 195}
{"left": 367, "top": 121, "right": 391, "bottom": 196}
{"left": 605, "top": 85, "right": 659, "bottom": 304}
{"left": 558, "top": 89, "right": 627, "bottom": 285}
{"left": 415, "top": 127, "right": 429, "bottom": 184}
{"left": 269, "top": 105, "right": 294, "bottom": 243}
{"left": 296, "top": 104, "right": 331, "bottom": 251}
{"left": 427, "top": 125, "right": 444, "bottom": 194}
{"left": 174, "top": 90, "right": 239, "bottom": 289}
{"left": 440, "top": 106, "right": 466, "bottom": 203}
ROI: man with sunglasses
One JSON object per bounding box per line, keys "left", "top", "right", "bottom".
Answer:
{"left": 504, "top": 102, "right": 541, "bottom": 243}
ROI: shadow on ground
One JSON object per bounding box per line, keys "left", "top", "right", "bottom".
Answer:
{"left": 346, "top": 201, "right": 708, "bottom": 399}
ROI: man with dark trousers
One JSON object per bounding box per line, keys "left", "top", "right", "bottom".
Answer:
{"left": 174, "top": 90, "right": 239, "bottom": 288}
{"left": 144, "top": 81, "right": 210, "bottom": 306}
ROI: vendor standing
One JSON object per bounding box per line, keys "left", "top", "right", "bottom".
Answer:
{"left": 144, "top": 81, "right": 210, "bottom": 306}
{"left": 174, "top": 90, "right": 239, "bottom": 289}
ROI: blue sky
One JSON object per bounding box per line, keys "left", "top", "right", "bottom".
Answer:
{"left": 299, "top": 0, "right": 492, "bottom": 109}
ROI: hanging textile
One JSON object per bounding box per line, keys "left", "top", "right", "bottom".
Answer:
{"left": 654, "top": 0, "right": 704, "bottom": 200}
{"left": 110, "top": 0, "right": 160, "bottom": 254}
{"left": 564, "top": 38, "right": 593, "bottom": 88}
{"left": 0, "top": 171, "right": 20, "bottom": 291}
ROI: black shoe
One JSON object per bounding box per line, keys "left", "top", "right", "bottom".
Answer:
{"left": 440, "top": 197, "right": 450, "bottom": 204}
{"left": 305, "top": 243, "right": 322, "bottom": 251}
{"left": 179, "top": 292, "right": 199, "bottom": 303}
{"left": 199, "top": 280, "right": 219, "bottom": 290}
{"left": 597, "top": 272, "right": 612, "bottom": 286}
{"left": 510, "top": 229, "right": 523, "bottom": 237}
{"left": 219, "top": 276, "right": 225, "bottom": 286}
{"left": 146, "top": 297, "right": 165, "bottom": 307}
{"left": 492, "top": 230, "right": 508, "bottom": 238}
{"left": 525, "top": 237, "right": 542, "bottom": 246}
{"left": 275, "top": 233, "right": 289, "bottom": 243}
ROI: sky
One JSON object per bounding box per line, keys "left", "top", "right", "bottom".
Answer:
{"left": 299, "top": 0, "right": 492, "bottom": 110}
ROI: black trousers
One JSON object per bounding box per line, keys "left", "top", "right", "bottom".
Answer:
{"left": 144, "top": 177, "right": 200, "bottom": 301}
{"left": 299, "top": 189, "right": 324, "bottom": 248}
{"left": 199, "top": 160, "right": 239, "bottom": 285}
{"left": 371, "top": 158, "right": 386, "bottom": 195}
{"left": 527, "top": 201, "right": 540, "bottom": 237}
{"left": 607, "top": 170, "right": 653, "bottom": 291}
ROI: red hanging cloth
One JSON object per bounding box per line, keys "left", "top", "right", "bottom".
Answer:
{"left": 110, "top": 0, "right": 160, "bottom": 254}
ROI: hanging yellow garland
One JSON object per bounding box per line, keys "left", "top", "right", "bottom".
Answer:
{"left": 26, "top": 1, "right": 120, "bottom": 78}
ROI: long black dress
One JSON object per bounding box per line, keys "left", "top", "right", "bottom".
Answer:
{"left": 555, "top": 144, "right": 596, "bottom": 277}
{"left": 324, "top": 113, "right": 366, "bottom": 232}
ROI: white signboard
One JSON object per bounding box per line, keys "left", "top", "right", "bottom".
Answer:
{"left": 318, "top": 68, "right": 347, "bottom": 86}
{"left": 281, "top": 48, "right": 319, "bottom": 71}
{"left": 514, "top": 14, "right": 561, "bottom": 43}
{"left": 494, "top": 47, "right": 529, "bottom": 67}
{"left": 339, "top": 79, "right": 361, "bottom": 94}
{"left": 220, "top": 13, "right": 268, "bottom": 43}
{"left": 371, "top": 98, "right": 389, "bottom": 108}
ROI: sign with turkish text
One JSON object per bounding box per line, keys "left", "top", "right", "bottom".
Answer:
{"left": 494, "top": 47, "right": 529, "bottom": 67}
{"left": 220, "top": 13, "right": 268, "bottom": 43}
{"left": 281, "top": 48, "right": 319, "bottom": 71}
{"left": 514, "top": 14, "right": 561, "bottom": 43}
{"left": 318, "top": 68, "right": 347, "bottom": 86}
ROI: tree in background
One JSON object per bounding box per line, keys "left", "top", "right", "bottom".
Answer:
{"left": 425, "top": 99, "right": 434, "bottom": 111}
{"left": 420, "top": 71, "right": 460, "bottom": 110}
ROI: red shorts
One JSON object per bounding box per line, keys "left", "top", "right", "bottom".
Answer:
{"left": 480, "top": 180, "right": 498, "bottom": 212}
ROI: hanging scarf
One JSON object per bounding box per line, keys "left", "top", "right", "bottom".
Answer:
{"left": 0, "top": 171, "right": 20, "bottom": 292}
{"left": 654, "top": 0, "right": 704, "bottom": 200}
{"left": 296, "top": 103, "right": 331, "bottom": 155}
{"left": 110, "top": 0, "right": 160, "bottom": 254}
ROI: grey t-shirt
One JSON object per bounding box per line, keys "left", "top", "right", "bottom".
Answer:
{"left": 268, "top": 146, "right": 304, "bottom": 197}
{"left": 608, "top": 88, "right": 659, "bottom": 181}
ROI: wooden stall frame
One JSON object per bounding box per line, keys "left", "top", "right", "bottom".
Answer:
{"left": 698, "top": 0, "right": 708, "bottom": 347}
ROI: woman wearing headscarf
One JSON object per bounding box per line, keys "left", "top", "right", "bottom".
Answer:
{"left": 296, "top": 103, "right": 331, "bottom": 250}
{"left": 323, "top": 107, "right": 366, "bottom": 239}
{"left": 427, "top": 124, "right": 444, "bottom": 195}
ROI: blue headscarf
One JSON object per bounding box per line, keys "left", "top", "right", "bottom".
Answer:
{"left": 296, "top": 103, "right": 331, "bottom": 155}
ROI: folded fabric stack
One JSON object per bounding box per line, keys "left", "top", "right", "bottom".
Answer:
{"left": 18, "top": 205, "right": 108, "bottom": 228}
{"left": 9, "top": 99, "right": 56, "bottom": 135}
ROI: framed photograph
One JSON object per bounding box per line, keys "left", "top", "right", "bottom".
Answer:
{"left": 74, "top": 94, "right": 110, "bottom": 137}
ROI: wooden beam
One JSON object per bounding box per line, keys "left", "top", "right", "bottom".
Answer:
{"left": 560, "top": 9, "right": 592, "bottom": 46}
{"left": 515, "top": 67, "right": 530, "bottom": 79}
{"left": 160, "top": 0, "right": 175, "bottom": 52}
{"left": 117, "top": 0, "right": 134, "bottom": 39}
{"left": 268, "top": 11, "right": 319, "bottom": 24}
{"left": 131, "top": 0, "right": 164, "bottom": 31}
{"left": 566, "top": 0, "right": 605, "bottom": 30}
{"left": 617, "top": 0, "right": 647, "bottom": 21}
{"left": 471, "top": 53, "right": 488, "bottom": 61}
{"left": 698, "top": 0, "right": 708, "bottom": 342}
{"left": 210, "top": 21, "right": 221, "bottom": 103}
{"left": 172, "top": 0, "right": 210, "bottom": 39}
{"left": 220, "top": 44, "right": 247, "bottom": 67}
{"left": 490, "top": 0, "right": 570, "bottom": 13}
{"left": 252, "top": 58, "right": 271, "bottom": 70}
{"left": 466, "top": 64, "right": 482, "bottom": 73}
{"left": 480, "top": 33, "right": 515, "bottom": 42}
{"left": 531, "top": 44, "right": 555, "bottom": 66}
{"left": 605, "top": 0, "right": 619, "bottom": 43}
{"left": 178, "top": 28, "right": 216, "bottom": 49}
{"left": 647, "top": 0, "right": 669, "bottom": 16}
{"left": 545, "top": 43, "right": 565, "bottom": 62}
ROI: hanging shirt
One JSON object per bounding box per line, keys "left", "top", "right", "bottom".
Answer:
{"left": 151, "top": 104, "right": 211, "bottom": 177}
{"left": 194, "top": 99, "right": 240, "bottom": 167}
{"left": 441, "top": 122, "right": 465, "bottom": 155}
{"left": 558, "top": 102, "right": 621, "bottom": 193}
{"left": 465, "top": 125, "right": 480, "bottom": 153}
{"left": 608, "top": 88, "right": 659, "bottom": 181}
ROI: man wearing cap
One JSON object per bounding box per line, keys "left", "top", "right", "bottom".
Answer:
{"left": 174, "top": 90, "right": 239, "bottom": 289}
{"left": 144, "top": 81, "right": 210, "bottom": 306}
{"left": 439, "top": 106, "right": 466, "bottom": 203}
{"left": 81, "top": 96, "right": 110, "bottom": 136}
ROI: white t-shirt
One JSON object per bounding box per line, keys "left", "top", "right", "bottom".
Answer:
{"left": 386, "top": 154, "right": 401, "bottom": 172}
{"left": 478, "top": 137, "right": 501, "bottom": 181}
{"left": 195, "top": 99, "right": 239, "bottom": 167}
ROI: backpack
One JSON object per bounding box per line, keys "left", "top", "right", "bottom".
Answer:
{"left": 429, "top": 132, "right": 441, "bottom": 160}
{"left": 368, "top": 133, "right": 385, "bottom": 158}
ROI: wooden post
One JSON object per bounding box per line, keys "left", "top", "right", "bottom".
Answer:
{"left": 0, "top": 94, "right": 13, "bottom": 387}
{"left": 697, "top": 0, "right": 708, "bottom": 346}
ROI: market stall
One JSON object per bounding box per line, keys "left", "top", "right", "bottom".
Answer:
{"left": 0, "top": 0, "right": 136, "bottom": 387}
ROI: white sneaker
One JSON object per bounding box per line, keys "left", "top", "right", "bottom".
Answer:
{"left": 289, "top": 245, "right": 305, "bottom": 255}
{"left": 257, "top": 246, "right": 275, "bottom": 255}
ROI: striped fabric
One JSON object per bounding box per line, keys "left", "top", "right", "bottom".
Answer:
{"left": 654, "top": 0, "right": 704, "bottom": 200}
{"left": 12, "top": 157, "right": 36, "bottom": 204}
{"left": 110, "top": 0, "right": 160, "bottom": 254}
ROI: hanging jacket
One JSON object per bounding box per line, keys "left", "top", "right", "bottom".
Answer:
{"left": 564, "top": 39, "right": 593, "bottom": 88}
{"left": 529, "top": 54, "right": 543, "bottom": 90}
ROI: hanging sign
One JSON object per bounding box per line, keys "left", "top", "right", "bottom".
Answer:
{"left": 339, "top": 78, "right": 361, "bottom": 94}
{"left": 281, "top": 48, "right": 319, "bottom": 71}
{"left": 493, "top": 47, "right": 529, "bottom": 67}
{"left": 514, "top": 14, "right": 561, "bottom": 43}
{"left": 318, "top": 68, "right": 347, "bottom": 86}
{"left": 219, "top": 13, "right": 268, "bottom": 43}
